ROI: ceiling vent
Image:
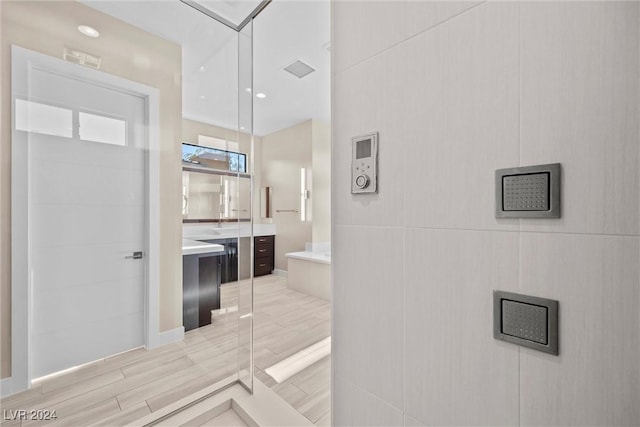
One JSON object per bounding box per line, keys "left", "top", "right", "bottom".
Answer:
{"left": 283, "top": 60, "right": 315, "bottom": 79}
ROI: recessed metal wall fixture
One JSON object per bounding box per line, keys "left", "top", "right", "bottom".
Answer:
{"left": 495, "top": 163, "right": 561, "bottom": 218}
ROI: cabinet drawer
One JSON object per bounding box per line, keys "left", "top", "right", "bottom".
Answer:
{"left": 255, "top": 235, "right": 273, "bottom": 244}
{"left": 254, "top": 235, "right": 274, "bottom": 277}
{"left": 255, "top": 242, "right": 272, "bottom": 257}
{"left": 255, "top": 260, "right": 273, "bottom": 276}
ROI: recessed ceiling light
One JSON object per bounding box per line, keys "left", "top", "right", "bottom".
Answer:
{"left": 199, "top": 66, "right": 206, "bottom": 71}
{"left": 240, "top": 126, "right": 245, "bottom": 130}
{"left": 256, "top": 93, "right": 266, "bottom": 99}
{"left": 78, "top": 25, "right": 99, "bottom": 38}
{"left": 199, "top": 95, "right": 205, "bottom": 100}
{"left": 245, "top": 88, "right": 252, "bottom": 93}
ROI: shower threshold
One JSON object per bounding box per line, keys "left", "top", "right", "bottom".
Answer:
{"left": 130, "top": 376, "right": 312, "bottom": 426}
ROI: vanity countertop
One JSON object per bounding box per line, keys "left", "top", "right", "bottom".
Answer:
{"left": 182, "top": 239, "right": 224, "bottom": 256}
{"left": 183, "top": 223, "right": 276, "bottom": 242}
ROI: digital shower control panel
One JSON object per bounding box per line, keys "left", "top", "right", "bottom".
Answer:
{"left": 351, "top": 132, "right": 378, "bottom": 194}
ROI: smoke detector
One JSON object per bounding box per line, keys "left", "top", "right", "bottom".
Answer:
{"left": 283, "top": 59, "right": 315, "bottom": 79}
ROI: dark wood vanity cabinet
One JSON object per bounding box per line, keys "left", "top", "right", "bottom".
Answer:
{"left": 183, "top": 253, "right": 221, "bottom": 332}
{"left": 254, "top": 235, "right": 275, "bottom": 277}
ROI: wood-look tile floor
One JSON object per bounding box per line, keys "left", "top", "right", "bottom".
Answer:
{"left": 0, "top": 275, "right": 330, "bottom": 427}
{"left": 251, "top": 275, "right": 331, "bottom": 426}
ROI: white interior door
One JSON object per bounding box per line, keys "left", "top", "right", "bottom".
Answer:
{"left": 15, "top": 56, "right": 147, "bottom": 378}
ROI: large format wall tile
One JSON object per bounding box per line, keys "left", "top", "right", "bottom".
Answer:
{"left": 519, "top": 1, "right": 640, "bottom": 236}
{"left": 333, "top": 375, "right": 403, "bottom": 427}
{"left": 332, "top": 1, "right": 404, "bottom": 74}
{"left": 332, "top": 1, "right": 640, "bottom": 425}
{"left": 401, "top": 1, "right": 482, "bottom": 51}
{"left": 403, "top": 413, "right": 424, "bottom": 427}
{"left": 404, "top": 228, "right": 520, "bottom": 426}
{"left": 332, "top": 1, "right": 481, "bottom": 73}
{"left": 403, "top": 2, "right": 520, "bottom": 232}
{"left": 333, "top": 45, "right": 407, "bottom": 227}
{"left": 519, "top": 232, "right": 640, "bottom": 426}
{"left": 333, "top": 225, "right": 404, "bottom": 410}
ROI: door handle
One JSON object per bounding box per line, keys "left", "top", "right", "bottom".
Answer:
{"left": 125, "top": 251, "right": 144, "bottom": 259}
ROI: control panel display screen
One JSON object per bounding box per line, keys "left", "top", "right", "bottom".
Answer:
{"left": 356, "top": 139, "right": 371, "bottom": 159}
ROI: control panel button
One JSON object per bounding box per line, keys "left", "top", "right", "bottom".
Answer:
{"left": 355, "top": 174, "right": 370, "bottom": 189}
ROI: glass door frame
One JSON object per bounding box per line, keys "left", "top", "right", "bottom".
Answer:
{"left": 183, "top": 0, "right": 271, "bottom": 395}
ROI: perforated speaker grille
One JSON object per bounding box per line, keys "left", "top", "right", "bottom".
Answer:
{"left": 501, "top": 300, "right": 548, "bottom": 344}
{"left": 495, "top": 163, "right": 560, "bottom": 218}
{"left": 493, "top": 290, "right": 559, "bottom": 355}
{"left": 503, "top": 172, "right": 549, "bottom": 211}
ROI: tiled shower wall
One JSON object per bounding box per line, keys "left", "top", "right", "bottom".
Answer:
{"left": 331, "top": 2, "right": 640, "bottom": 426}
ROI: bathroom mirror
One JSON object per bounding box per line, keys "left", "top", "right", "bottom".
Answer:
{"left": 261, "top": 186, "right": 272, "bottom": 218}
{"left": 182, "top": 168, "right": 251, "bottom": 222}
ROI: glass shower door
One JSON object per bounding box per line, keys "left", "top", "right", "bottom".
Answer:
{"left": 237, "top": 18, "right": 255, "bottom": 392}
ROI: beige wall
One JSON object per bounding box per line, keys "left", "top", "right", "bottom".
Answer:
{"left": 333, "top": 2, "right": 640, "bottom": 426}
{"left": 183, "top": 118, "right": 251, "bottom": 154}
{"left": 261, "top": 120, "right": 313, "bottom": 270}
{"left": 1, "top": 1, "right": 183, "bottom": 379}
{"left": 311, "top": 121, "right": 331, "bottom": 243}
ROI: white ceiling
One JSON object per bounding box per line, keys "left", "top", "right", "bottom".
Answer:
{"left": 253, "top": 0, "right": 330, "bottom": 135}
{"left": 80, "top": 0, "right": 330, "bottom": 136}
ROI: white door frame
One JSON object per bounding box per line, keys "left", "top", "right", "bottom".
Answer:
{"left": 9, "top": 45, "right": 163, "bottom": 394}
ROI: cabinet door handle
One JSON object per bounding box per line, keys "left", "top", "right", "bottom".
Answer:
{"left": 258, "top": 249, "right": 267, "bottom": 253}
{"left": 257, "top": 238, "right": 267, "bottom": 242}
{"left": 259, "top": 263, "right": 266, "bottom": 267}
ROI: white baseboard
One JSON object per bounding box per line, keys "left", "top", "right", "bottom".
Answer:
{"left": 148, "top": 326, "right": 184, "bottom": 350}
{"left": 273, "top": 269, "right": 288, "bottom": 278}
{"left": 1, "top": 376, "right": 13, "bottom": 398}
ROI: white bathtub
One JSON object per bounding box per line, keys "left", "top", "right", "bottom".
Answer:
{"left": 285, "top": 242, "right": 331, "bottom": 301}
{"left": 285, "top": 250, "right": 331, "bottom": 265}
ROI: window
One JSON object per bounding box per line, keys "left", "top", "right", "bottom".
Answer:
{"left": 79, "top": 112, "right": 126, "bottom": 146}
{"left": 15, "top": 99, "right": 72, "bottom": 138}
{"left": 182, "top": 142, "right": 247, "bottom": 173}
{"left": 15, "top": 100, "right": 128, "bottom": 147}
